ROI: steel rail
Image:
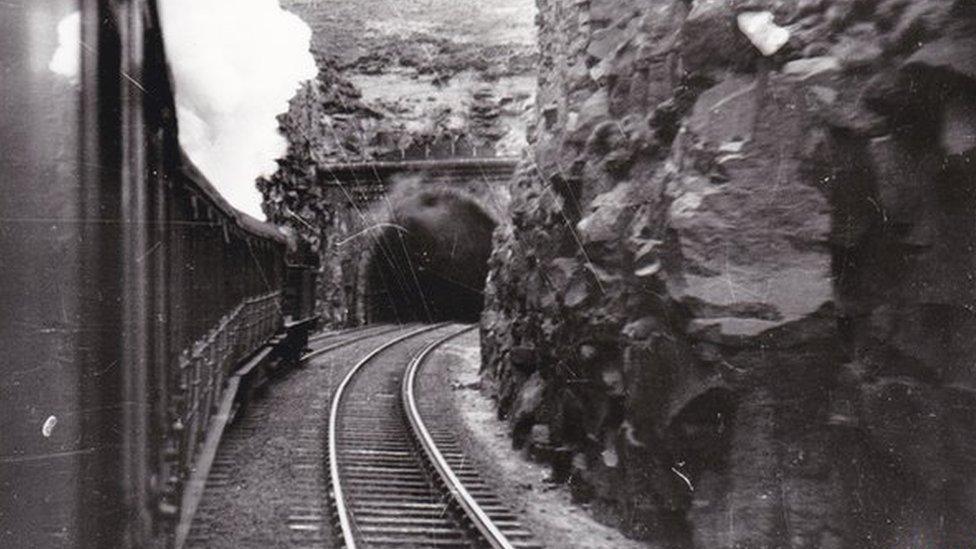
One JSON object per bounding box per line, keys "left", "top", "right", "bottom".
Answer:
{"left": 328, "top": 322, "right": 450, "bottom": 549}
{"left": 402, "top": 325, "right": 518, "bottom": 549}
{"left": 307, "top": 324, "right": 386, "bottom": 345}
{"left": 302, "top": 324, "right": 405, "bottom": 362}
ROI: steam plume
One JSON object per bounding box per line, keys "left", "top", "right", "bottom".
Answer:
{"left": 159, "top": 0, "right": 317, "bottom": 218}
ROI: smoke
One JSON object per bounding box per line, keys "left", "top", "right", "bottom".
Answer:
{"left": 158, "top": 0, "right": 317, "bottom": 219}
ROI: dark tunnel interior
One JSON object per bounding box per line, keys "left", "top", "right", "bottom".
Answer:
{"left": 365, "top": 190, "right": 497, "bottom": 323}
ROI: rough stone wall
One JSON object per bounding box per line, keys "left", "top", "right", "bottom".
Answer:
{"left": 332, "top": 178, "right": 505, "bottom": 326}
{"left": 482, "top": 1, "right": 976, "bottom": 547}
{"left": 294, "top": 172, "right": 509, "bottom": 327}
{"left": 256, "top": 57, "right": 516, "bottom": 326}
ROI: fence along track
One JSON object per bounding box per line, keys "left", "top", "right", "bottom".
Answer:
{"left": 329, "top": 324, "right": 541, "bottom": 549}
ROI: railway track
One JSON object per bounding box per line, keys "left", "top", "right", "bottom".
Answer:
{"left": 307, "top": 323, "right": 405, "bottom": 345}
{"left": 185, "top": 324, "right": 416, "bottom": 548}
{"left": 304, "top": 324, "right": 404, "bottom": 359}
{"left": 186, "top": 323, "right": 540, "bottom": 548}
{"left": 329, "top": 324, "right": 542, "bottom": 549}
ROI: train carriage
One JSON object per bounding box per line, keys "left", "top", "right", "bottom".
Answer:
{"left": 0, "top": 1, "right": 317, "bottom": 547}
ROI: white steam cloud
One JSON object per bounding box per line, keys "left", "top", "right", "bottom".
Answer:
{"left": 159, "top": 0, "right": 317, "bottom": 219}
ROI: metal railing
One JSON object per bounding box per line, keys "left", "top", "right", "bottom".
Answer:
{"left": 163, "top": 290, "right": 282, "bottom": 513}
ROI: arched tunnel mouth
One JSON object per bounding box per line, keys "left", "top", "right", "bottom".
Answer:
{"left": 364, "top": 189, "right": 497, "bottom": 323}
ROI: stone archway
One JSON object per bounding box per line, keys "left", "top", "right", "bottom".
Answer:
{"left": 363, "top": 188, "right": 497, "bottom": 323}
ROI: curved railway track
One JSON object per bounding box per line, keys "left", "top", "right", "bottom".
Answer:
{"left": 186, "top": 324, "right": 418, "bottom": 548}
{"left": 329, "top": 324, "right": 542, "bottom": 549}
{"left": 187, "top": 323, "right": 540, "bottom": 549}
{"left": 304, "top": 324, "right": 404, "bottom": 360}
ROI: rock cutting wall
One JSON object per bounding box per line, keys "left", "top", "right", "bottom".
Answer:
{"left": 481, "top": 1, "right": 976, "bottom": 547}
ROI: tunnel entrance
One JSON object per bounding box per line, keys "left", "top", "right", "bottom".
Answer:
{"left": 364, "top": 189, "right": 496, "bottom": 323}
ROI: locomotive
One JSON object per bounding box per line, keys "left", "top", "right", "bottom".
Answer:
{"left": 0, "top": 1, "right": 318, "bottom": 547}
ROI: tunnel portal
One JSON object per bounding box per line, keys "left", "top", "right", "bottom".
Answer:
{"left": 365, "top": 189, "right": 496, "bottom": 323}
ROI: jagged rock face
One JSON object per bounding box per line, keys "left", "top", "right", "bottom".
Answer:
{"left": 482, "top": 0, "right": 976, "bottom": 546}
{"left": 280, "top": 0, "right": 538, "bottom": 159}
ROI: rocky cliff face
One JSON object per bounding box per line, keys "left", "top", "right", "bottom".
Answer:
{"left": 481, "top": 0, "right": 976, "bottom": 546}
{"left": 280, "top": 0, "right": 538, "bottom": 159}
